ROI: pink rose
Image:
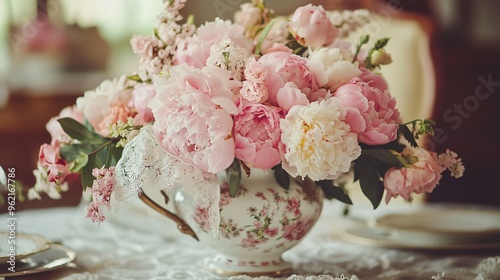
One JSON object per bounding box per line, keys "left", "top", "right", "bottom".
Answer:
{"left": 288, "top": 4, "right": 338, "bottom": 49}
{"left": 257, "top": 51, "right": 321, "bottom": 106}
{"left": 234, "top": 101, "right": 285, "bottom": 169}
{"left": 384, "top": 147, "right": 445, "bottom": 203}
{"left": 46, "top": 106, "right": 83, "bottom": 143}
{"left": 264, "top": 227, "right": 279, "bottom": 237}
{"left": 130, "top": 83, "right": 156, "bottom": 124}
{"left": 38, "top": 141, "right": 70, "bottom": 184}
{"left": 130, "top": 35, "right": 156, "bottom": 58}
{"left": 335, "top": 79, "right": 400, "bottom": 145}
{"left": 282, "top": 219, "right": 314, "bottom": 241}
{"left": 151, "top": 65, "right": 238, "bottom": 174}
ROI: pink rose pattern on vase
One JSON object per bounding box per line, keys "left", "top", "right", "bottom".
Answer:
{"left": 192, "top": 182, "right": 322, "bottom": 253}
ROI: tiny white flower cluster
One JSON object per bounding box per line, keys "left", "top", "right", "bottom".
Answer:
{"left": 327, "top": 9, "right": 371, "bottom": 38}
{"left": 108, "top": 117, "right": 139, "bottom": 148}
{"left": 207, "top": 39, "right": 249, "bottom": 81}
{"left": 437, "top": 149, "right": 465, "bottom": 178}
{"left": 28, "top": 163, "right": 69, "bottom": 200}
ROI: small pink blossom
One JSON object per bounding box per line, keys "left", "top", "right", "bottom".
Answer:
{"left": 437, "top": 149, "right": 465, "bottom": 178}
{"left": 234, "top": 3, "right": 261, "bottom": 27}
{"left": 288, "top": 4, "right": 338, "bottom": 49}
{"left": 286, "top": 197, "right": 301, "bottom": 217}
{"left": 38, "top": 141, "right": 70, "bottom": 184}
{"left": 282, "top": 219, "right": 313, "bottom": 241}
{"left": 234, "top": 101, "right": 285, "bottom": 169}
{"left": 240, "top": 81, "right": 268, "bottom": 103}
{"left": 384, "top": 147, "right": 445, "bottom": 203}
{"left": 85, "top": 166, "right": 116, "bottom": 224}
{"left": 130, "top": 35, "right": 156, "bottom": 58}
{"left": 194, "top": 207, "right": 211, "bottom": 232}
{"left": 85, "top": 202, "right": 106, "bottom": 224}
{"left": 175, "top": 19, "right": 253, "bottom": 68}
{"left": 241, "top": 232, "right": 262, "bottom": 248}
{"left": 264, "top": 227, "right": 279, "bottom": 237}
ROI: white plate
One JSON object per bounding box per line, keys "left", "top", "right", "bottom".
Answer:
{"left": 335, "top": 224, "right": 500, "bottom": 251}
{"left": 0, "top": 232, "right": 50, "bottom": 263}
{"left": 0, "top": 243, "right": 76, "bottom": 277}
{"left": 373, "top": 206, "right": 500, "bottom": 243}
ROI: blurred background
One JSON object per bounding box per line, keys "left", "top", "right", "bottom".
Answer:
{"left": 0, "top": 0, "right": 499, "bottom": 210}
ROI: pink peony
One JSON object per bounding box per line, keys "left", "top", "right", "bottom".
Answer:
{"left": 46, "top": 105, "right": 83, "bottom": 143}
{"left": 38, "top": 141, "right": 70, "bottom": 184}
{"left": 150, "top": 65, "right": 239, "bottom": 174}
{"left": 234, "top": 101, "right": 285, "bottom": 169}
{"left": 288, "top": 4, "right": 338, "bottom": 49}
{"left": 275, "top": 82, "right": 310, "bottom": 112}
{"left": 130, "top": 83, "right": 156, "bottom": 124}
{"left": 335, "top": 79, "right": 400, "bottom": 145}
{"left": 257, "top": 51, "right": 323, "bottom": 107}
{"left": 76, "top": 76, "right": 134, "bottom": 136}
{"left": 384, "top": 147, "right": 445, "bottom": 203}
{"left": 359, "top": 67, "right": 389, "bottom": 92}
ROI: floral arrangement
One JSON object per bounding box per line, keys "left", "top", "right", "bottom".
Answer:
{"left": 28, "top": 0, "right": 464, "bottom": 225}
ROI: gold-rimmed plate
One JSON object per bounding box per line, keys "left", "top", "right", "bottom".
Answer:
{"left": 0, "top": 232, "right": 51, "bottom": 263}
{"left": 373, "top": 207, "right": 500, "bottom": 243}
{"left": 334, "top": 224, "right": 500, "bottom": 251}
{"left": 0, "top": 243, "right": 76, "bottom": 277}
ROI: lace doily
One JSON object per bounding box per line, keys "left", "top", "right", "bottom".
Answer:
{"left": 112, "top": 125, "right": 221, "bottom": 235}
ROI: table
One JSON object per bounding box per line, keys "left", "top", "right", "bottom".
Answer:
{"left": 1, "top": 201, "right": 499, "bottom": 280}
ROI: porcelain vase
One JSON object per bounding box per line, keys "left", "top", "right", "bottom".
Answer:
{"left": 172, "top": 168, "right": 324, "bottom": 277}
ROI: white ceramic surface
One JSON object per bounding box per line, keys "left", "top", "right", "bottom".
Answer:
{"left": 0, "top": 232, "right": 50, "bottom": 263}
{"left": 336, "top": 224, "right": 500, "bottom": 251}
{"left": 172, "top": 168, "right": 324, "bottom": 276}
{"left": 373, "top": 206, "right": 500, "bottom": 243}
{"left": 0, "top": 244, "right": 76, "bottom": 277}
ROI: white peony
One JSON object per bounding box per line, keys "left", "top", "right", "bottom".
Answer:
{"left": 308, "top": 47, "right": 361, "bottom": 90}
{"left": 280, "top": 98, "right": 361, "bottom": 181}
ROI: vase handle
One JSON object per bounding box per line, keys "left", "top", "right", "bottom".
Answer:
{"left": 139, "top": 190, "right": 199, "bottom": 241}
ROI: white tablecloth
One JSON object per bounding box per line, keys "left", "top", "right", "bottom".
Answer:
{"left": 2, "top": 201, "right": 500, "bottom": 280}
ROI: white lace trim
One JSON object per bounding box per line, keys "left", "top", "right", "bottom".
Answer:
{"left": 112, "top": 125, "right": 221, "bottom": 236}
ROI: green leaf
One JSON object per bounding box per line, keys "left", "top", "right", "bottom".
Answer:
{"left": 81, "top": 159, "right": 95, "bottom": 189}
{"left": 58, "top": 118, "right": 104, "bottom": 144}
{"left": 69, "top": 154, "right": 89, "bottom": 173}
{"left": 316, "top": 180, "right": 352, "bottom": 204}
{"left": 60, "top": 143, "right": 97, "bottom": 162}
{"left": 127, "top": 74, "right": 143, "bottom": 82}
{"left": 374, "top": 38, "right": 390, "bottom": 49}
{"left": 255, "top": 17, "right": 281, "bottom": 55}
{"left": 273, "top": 164, "right": 290, "bottom": 190}
{"left": 361, "top": 149, "right": 404, "bottom": 168}
{"left": 400, "top": 125, "right": 418, "bottom": 148}
{"left": 354, "top": 156, "right": 384, "bottom": 209}
{"left": 226, "top": 160, "right": 241, "bottom": 197}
